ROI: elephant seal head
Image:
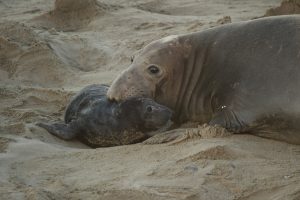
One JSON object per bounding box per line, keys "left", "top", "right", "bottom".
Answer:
{"left": 107, "top": 35, "right": 192, "bottom": 111}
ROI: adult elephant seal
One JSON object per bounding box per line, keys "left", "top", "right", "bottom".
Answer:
{"left": 37, "top": 84, "right": 173, "bottom": 148}
{"left": 107, "top": 15, "right": 300, "bottom": 144}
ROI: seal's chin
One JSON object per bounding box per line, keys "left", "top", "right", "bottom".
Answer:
{"left": 145, "top": 120, "right": 174, "bottom": 137}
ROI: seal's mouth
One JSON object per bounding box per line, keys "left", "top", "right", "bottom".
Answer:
{"left": 107, "top": 86, "right": 152, "bottom": 102}
{"left": 107, "top": 97, "right": 118, "bottom": 103}
{"left": 145, "top": 120, "right": 174, "bottom": 137}
{"left": 106, "top": 90, "right": 120, "bottom": 102}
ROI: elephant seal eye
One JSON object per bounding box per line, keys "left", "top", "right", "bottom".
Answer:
{"left": 148, "top": 65, "right": 160, "bottom": 74}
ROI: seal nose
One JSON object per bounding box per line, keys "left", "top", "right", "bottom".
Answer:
{"left": 107, "top": 85, "right": 120, "bottom": 101}
{"left": 107, "top": 70, "right": 131, "bottom": 101}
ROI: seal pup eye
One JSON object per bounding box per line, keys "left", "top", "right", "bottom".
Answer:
{"left": 146, "top": 105, "right": 153, "bottom": 112}
{"left": 147, "top": 65, "right": 160, "bottom": 74}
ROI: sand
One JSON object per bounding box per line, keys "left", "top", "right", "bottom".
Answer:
{"left": 264, "top": 0, "right": 300, "bottom": 16}
{"left": 0, "top": 0, "right": 300, "bottom": 199}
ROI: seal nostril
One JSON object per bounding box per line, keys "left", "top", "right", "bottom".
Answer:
{"left": 108, "top": 98, "right": 117, "bottom": 103}
{"left": 146, "top": 106, "right": 153, "bottom": 112}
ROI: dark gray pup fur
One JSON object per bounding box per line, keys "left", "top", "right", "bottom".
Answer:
{"left": 37, "top": 84, "right": 172, "bottom": 147}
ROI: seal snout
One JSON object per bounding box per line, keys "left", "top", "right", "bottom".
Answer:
{"left": 150, "top": 105, "right": 173, "bottom": 123}
{"left": 107, "top": 72, "right": 129, "bottom": 102}
{"left": 107, "top": 87, "right": 120, "bottom": 102}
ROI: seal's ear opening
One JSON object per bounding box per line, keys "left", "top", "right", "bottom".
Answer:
{"left": 130, "top": 55, "right": 134, "bottom": 63}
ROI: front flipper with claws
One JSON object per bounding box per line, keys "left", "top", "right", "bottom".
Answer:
{"left": 143, "top": 124, "right": 231, "bottom": 145}
{"left": 143, "top": 129, "right": 187, "bottom": 144}
{"left": 209, "top": 107, "right": 253, "bottom": 133}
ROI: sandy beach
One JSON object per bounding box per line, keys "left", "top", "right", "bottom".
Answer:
{"left": 1, "top": 0, "right": 300, "bottom": 199}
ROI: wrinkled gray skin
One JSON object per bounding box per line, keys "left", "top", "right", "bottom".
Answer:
{"left": 108, "top": 15, "right": 300, "bottom": 144}
{"left": 37, "top": 84, "right": 173, "bottom": 148}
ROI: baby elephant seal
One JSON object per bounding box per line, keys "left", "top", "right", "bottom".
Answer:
{"left": 37, "top": 84, "right": 173, "bottom": 148}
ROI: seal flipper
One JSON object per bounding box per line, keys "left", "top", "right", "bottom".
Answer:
{"left": 36, "top": 122, "right": 77, "bottom": 140}
{"left": 248, "top": 113, "right": 300, "bottom": 144}
{"left": 209, "top": 107, "right": 250, "bottom": 133}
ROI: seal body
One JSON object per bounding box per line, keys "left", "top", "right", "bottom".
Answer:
{"left": 107, "top": 16, "right": 300, "bottom": 143}
{"left": 37, "top": 84, "right": 173, "bottom": 147}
